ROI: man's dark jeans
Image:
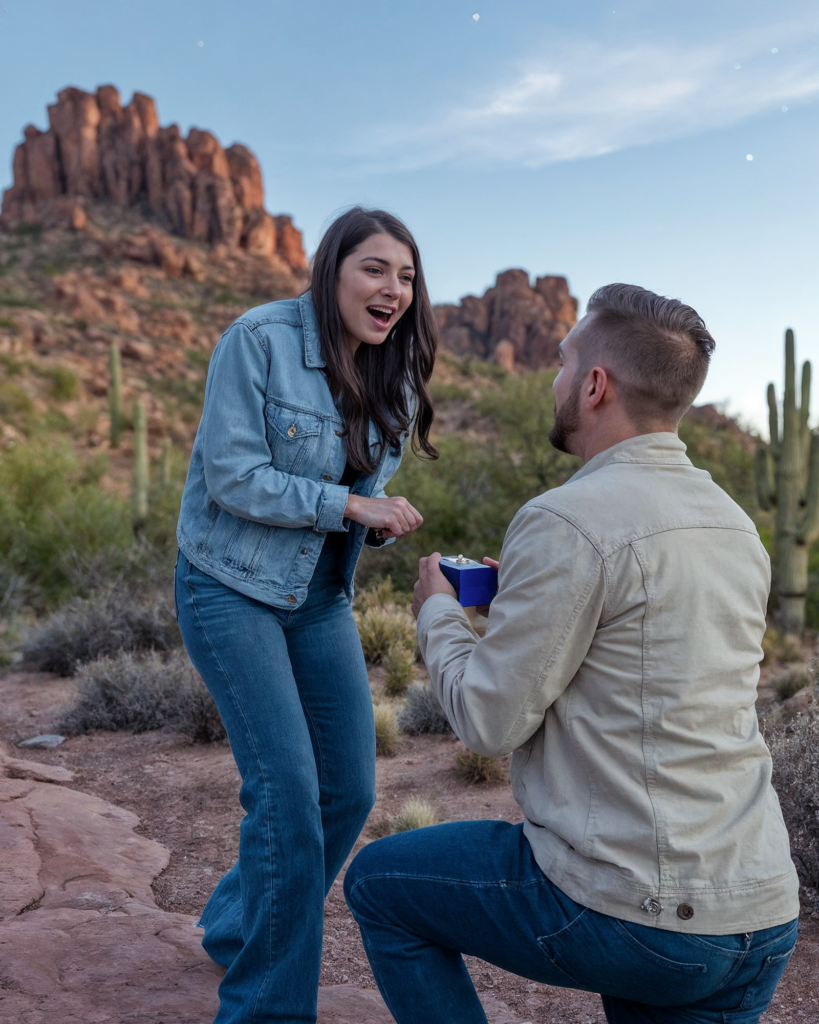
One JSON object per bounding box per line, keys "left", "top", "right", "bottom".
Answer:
{"left": 344, "top": 820, "right": 797, "bottom": 1023}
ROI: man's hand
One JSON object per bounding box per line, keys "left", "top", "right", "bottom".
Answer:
{"left": 412, "top": 553, "right": 457, "bottom": 619}
{"left": 476, "top": 557, "right": 500, "bottom": 617}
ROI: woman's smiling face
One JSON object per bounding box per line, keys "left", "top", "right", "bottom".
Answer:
{"left": 335, "top": 232, "right": 415, "bottom": 353}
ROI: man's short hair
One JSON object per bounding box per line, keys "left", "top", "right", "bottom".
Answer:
{"left": 582, "top": 283, "right": 716, "bottom": 426}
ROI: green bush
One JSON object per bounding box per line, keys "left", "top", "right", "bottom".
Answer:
{"left": 60, "top": 649, "right": 224, "bottom": 742}
{"left": 39, "top": 365, "right": 80, "bottom": 402}
{"left": 0, "top": 288, "right": 42, "bottom": 309}
{"left": 770, "top": 667, "right": 812, "bottom": 701}
{"left": 0, "top": 439, "right": 133, "bottom": 608}
{"left": 20, "top": 591, "right": 179, "bottom": 676}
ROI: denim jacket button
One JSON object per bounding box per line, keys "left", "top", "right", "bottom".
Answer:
{"left": 322, "top": 474, "right": 333, "bottom": 481}
{"left": 301, "top": 549, "right": 309, "bottom": 555}
{"left": 287, "top": 424, "right": 297, "bottom": 438}
{"left": 286, "top": 594, "right": 297, "bottom": 603}
{"left": 677, "top": 903, "right": 695, "bottom": 920}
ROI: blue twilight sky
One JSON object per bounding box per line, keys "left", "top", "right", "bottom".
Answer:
{"left": 1, "top": 0, "right": 817, "bottom": 433}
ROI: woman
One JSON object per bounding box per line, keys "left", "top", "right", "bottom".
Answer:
{"left": 174, "top": 207, "right": 438, "bottom": 1023}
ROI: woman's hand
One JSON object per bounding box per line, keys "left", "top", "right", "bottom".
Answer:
{"left": 345, "top": 494, "right": 423, "bottom": 540}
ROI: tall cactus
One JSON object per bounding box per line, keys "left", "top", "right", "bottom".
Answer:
{"left": 756, "top": 329, "right": 819, "bottom": 635}
{"left": 131, "top": 398, "right": 149, "bottom": 535}
{"left": 108, "top": 341, "right": 123, "bottom": 447}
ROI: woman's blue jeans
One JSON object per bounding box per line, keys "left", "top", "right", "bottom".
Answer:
{"left": 344, "top": 821, "right": 798, "bottom": 1024}
{"left": 175, "top": 546, "right": 376, "bottom": 1024}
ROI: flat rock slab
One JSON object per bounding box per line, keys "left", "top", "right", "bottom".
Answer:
{"left": 0, "top": 754, "right": 526, "bottom": 1024}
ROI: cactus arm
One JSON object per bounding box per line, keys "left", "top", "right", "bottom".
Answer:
{"left": 108, "top": 341, "right": 123, "bottom": 448}
{"left": 767, "top": 383, "right": 780, "bottom": 458}
{"left": 800, "top": 360, "right": 812, "bottom": 495}
{"left": 800, "top": 360, "right": 811, "bottom": 434}
{"left": 131, "top": 399, "right": 149, "bottom": 535}
{"left": 755, "top": 442, "right": 774, "bottom": 510}
{"left": 802, "top": 429, "right": 819, "bottom": 545}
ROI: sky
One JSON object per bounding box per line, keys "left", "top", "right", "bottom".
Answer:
{"left": 1, "top": 0, "right": 817, "bottom": 433}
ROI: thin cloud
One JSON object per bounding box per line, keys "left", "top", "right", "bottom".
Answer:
{"left": 349, "top": 23, "right": 819, "bottom": 171}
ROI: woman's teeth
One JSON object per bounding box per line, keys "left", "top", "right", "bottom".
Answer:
{"left": 367, "top": 306, "right": 394, "bottom": 327}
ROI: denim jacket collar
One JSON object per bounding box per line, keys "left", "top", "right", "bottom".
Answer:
{"left": 298, "top": 292, "right": 326, "bottom": 369}
{"left": 568, "top": 431, "right": 691, "bottom": 486}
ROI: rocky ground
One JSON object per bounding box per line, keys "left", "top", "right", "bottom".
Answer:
{"left": 1, "top": 668, "right": 817, "bottom": 1024}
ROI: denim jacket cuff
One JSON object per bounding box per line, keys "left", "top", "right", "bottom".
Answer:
{"left": 315, "top": 483, "right": 350, "bottom": 533}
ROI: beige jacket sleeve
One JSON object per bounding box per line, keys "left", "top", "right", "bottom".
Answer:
{"left": 416, "top": 504, "right": 606, "bottom": 757}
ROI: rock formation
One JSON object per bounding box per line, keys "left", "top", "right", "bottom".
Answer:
{"left": 1, "top": 85, "right": 307, "bottom": 273}
{"left": 435, "top": 269, "right": 578, "bottom": 371}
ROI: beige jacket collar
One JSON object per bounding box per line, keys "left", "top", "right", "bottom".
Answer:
{"left": 567, "top": 431, "right": 691, "bottom": 486}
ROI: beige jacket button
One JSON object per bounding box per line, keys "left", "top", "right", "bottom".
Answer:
{"left": 677, "top": 903, "right": 694, "bottom": 920}
{"left": 287, "top": 424, "right": 297, "bottom": 438}
{"left": 286, "top": 595, "right": 297, "bottom": 604}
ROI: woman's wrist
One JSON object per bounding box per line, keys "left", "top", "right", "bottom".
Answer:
{"left": 344, "top": 492, "right": 361, "bottom": 522}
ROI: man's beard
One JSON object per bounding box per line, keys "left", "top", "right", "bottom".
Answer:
{"left": 548, "top": 373, "right": 582, "bottom": 454}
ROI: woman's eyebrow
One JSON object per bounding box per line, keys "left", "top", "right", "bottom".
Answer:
{"left": 359, "top": 256, "right": 415, "bottom": 271}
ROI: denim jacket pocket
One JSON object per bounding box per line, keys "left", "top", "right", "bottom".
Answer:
{"left": 537, "top": 912, "right": 721, "bottom": 1006}
{"left": 265, "top": 401, "right": 324, "bottom": 475}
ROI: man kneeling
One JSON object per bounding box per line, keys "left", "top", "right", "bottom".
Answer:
{"left": 344, "top": 284, "right": 799, "bottom": 1024}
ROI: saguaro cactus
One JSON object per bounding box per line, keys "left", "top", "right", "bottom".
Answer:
{"left": 131, "top": 398, "right": 149, "bottom": 535}
{"left": 108, "top": 341, "right": 123, "bottom": 447}
{"left": 756, "top": 329, "right": 819, "bottom": 635}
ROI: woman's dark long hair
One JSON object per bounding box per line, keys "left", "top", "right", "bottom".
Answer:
{"left": 309, "top": 207, "right": 439, "bottom": 474}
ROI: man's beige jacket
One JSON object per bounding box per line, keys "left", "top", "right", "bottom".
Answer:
{"left": 417, "top": 433, "right": 799, "bottom": 934}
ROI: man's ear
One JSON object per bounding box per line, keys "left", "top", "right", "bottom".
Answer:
{"left": 586, "top": 366, "right": 609, "bottom": 409}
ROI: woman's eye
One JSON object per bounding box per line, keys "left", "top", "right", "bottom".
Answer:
{"left": 365, "top": 266, "right": 381, "bottom": 274}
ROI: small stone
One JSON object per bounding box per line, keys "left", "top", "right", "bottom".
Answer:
{"left": 17, "top": 734, "right": 66, "bottom": 749}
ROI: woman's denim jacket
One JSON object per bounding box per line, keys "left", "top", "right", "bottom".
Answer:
{"left": 177, "top": 292, "right": 409, "bottom": 609}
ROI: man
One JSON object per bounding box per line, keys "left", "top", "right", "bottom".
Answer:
{"left": 344, "top": 284, "right": 800, "bottom": 1024}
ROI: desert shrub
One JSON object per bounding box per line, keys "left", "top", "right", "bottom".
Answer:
{"left": 0, "top": 438, "right": 133, "bottom": 608}
{"left": 0, "top": 287, "right": 42, "bottom": 308}
{"left": 356, "top": 576, "right": 397, "bottom": 613}
{"left": 766, "top": 692, "right": 819, "bottom": 891}
{"left": 20, "top": 591, "right": 179, "bottom": 676}
{"left": 398, "top": 681, "right": 452, "bottom": 735}
{"left": 382, "top": 641, "right": 416, "bottom": 697}
{"left": 355, "top": 604, "right": 416, "bottom": 665}
{"left": 60, "top": 649, "right": 225, "bottom": 742}
{"left": 39, "top": 365, "right": 80, "bottom": 402}
{"left": 771, "top": 667, "right": 812, "bottom": 701}
{"left": 373, "top": 702, "right": 400, "bottom": 757}
{"left": 762, "top": 628, "right": 804, "bottom": 665}
{"left": 390, "top": 796, "right": 439, "bottom": 834}
{"left": 452, "top": 746, "right": 508, "bottom": 785}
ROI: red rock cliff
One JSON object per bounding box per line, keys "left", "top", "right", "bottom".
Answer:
{"left": 435, "top": 270, "right": 578, "bottom": 371}
{"left": 1, "top": 86, "right": 307, "bottom": 273}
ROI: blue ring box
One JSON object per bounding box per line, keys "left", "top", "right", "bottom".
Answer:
{"left": 439, "top": 555, "right": 498, "bottom": 608}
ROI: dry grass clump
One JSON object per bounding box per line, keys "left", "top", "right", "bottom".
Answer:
{"left": 390, "top": 796, "right": 440, "bottom": 834}
{"left": 59, "top": 649, "right": 225, "bottom": 743}
{"left": 771, "top": 666, "right": 812, "bottom": 701}
{"left": 397, "top": 681, "right": 452, "bottom": 735}
{"left": 452, "top": 746, "right": 508, "bottom": 785}
{"left": 20, "top": 592, "right": 179, "bottom": 676}
{"left": 373, "top": 702, "right": 401, "bottom": 756}
{"left": 382, "top": 641, "right": 416, "bottom": 697}
{"left": 355, "top": 577, "right": 416, "bottom": 666}
{"left": 767, "top": 690, "right": 819, "bottom": 892}
{"left": 356, "top": 605, "right": 416, "bottom": 665}
{"left": 762, "top": 628, "right": 804, "bottom": 665}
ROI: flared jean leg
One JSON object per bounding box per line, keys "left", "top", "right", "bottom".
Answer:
{"left": 175, "top": 550, "right": 374, "bottom": 1024}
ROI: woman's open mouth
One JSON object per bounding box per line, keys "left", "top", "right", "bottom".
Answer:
{"left": 367, "top": 306, "right": 395, "bottom": 330}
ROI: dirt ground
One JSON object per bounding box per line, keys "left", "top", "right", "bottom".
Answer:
{"left": 2, "top": 668, "right": 817, "bottom": 1024}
